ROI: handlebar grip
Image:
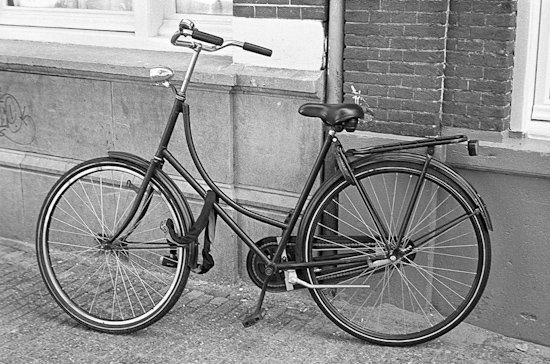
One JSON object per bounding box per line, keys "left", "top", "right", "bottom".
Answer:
{"left": 243, "top": 42, "right": 273, "bottom": 57}
{"left": 170, "top": 31, "right": 181, "bottom": 45}
{"left": 191, "top": 29, "right": 224, "bottom": 46}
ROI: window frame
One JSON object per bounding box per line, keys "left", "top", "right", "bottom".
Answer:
{"left": 0, "top": 0, "right": 232, "bottom": 53}
{"left": 0, "top": 1, "right": 134, "bottom": 32}
{"left": 531, "top": 0, "right": 550, "bottom": 123}
{"left": 511, "top": 0, "right": 550, "bottom": 139}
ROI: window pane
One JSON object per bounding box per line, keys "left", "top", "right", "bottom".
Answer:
{"left": 8, "top": 0, "right": 132, "bottom": 11}
{"left": 176, "top": 0, "right": 231, "bottom": 16}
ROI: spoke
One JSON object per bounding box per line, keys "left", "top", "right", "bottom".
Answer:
{"left": 413, "top": 231, "right": 475, "bottom": 255}
{"left": 413, "top": 212, "right": 474, "bottom": 250}
{"left": 72, "top": 253, "right": 109, "bottom": 296}
{"left": 125, "top": 252, "right": 175, "bottom": 284}
{"left": 407, "top": 261, "right": 477, "bottom": 277}
{"left": 406, "top": 260, "right": 469, "bottom": 304}
{"left": 127, "top": 259, "right": 162, "bottom": 306}
{"left": 332, "top": 196, "right": 382, "bottom": 244}
{"left": 77, "top": 179, "right": 110, "bottom": 236}
{"left": 50, "top": 248, "right": 101, "bottom": 278}
{"left": 406, "top": 196, "right": 458, "bottom": 241}
{"left": 112, "top": 172, "right": 124, "bottom": 236}
{"left": 388, "top": 173, "right": 398, "bottom": 236}
{"left": 313, "top": 229, "right": 378, "bottom": 258}
{"left": 394, "top": 265, "right": 441, "bottom": 327}
{"left": 116, "top": 256, "right": 136, "bottom": 318}
{"left": 49, "top": 227, "right": 98, "bottom": 239}
{"left": 417, "top": 249, "right": 478, "bottom": 260}
{"left": 393, "top": 173, "right": 414, "bottom": 238}
{"left": 54, "top": 202, "right": 97, "bottom": 237}
{"left": 100, "top": 174, "right": 105, "bottom": 237}
{"left": 405, "top": 182, "right": 439, "bottom": 238}
{"left": 49, "top": 239, "right": 98, "bottom": 251}
{"left": 366, "top": 265, "right": 396, "bottom": 325}
{"left": 89, "top": 259, "right": 108, "bottom": 314}
{"left": 404, "top": 262, "right": 474, "bottom": 290}
{"left": 367, "top": 176, "right": 393, "bottom": 240}
{"left": 113, "top": 190, "right": 139, "bottom": 233}
{"left": 316, "top": 263, "right": 373, "bottom": 284}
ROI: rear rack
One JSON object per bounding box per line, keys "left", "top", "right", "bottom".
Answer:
{"left": 346, "top": 135, "right": 478, "bottom": 156}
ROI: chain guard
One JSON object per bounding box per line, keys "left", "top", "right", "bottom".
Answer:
{"left": 246, "top": 236, "right": 296, "bottom": 292}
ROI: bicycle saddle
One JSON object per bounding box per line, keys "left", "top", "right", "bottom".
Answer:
{"left": 298, "top": 103, "right": 364, "bottom": 126}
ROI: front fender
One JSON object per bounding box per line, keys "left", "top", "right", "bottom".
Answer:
{"left": 108, "top": 151, "right": 150, "bottom": 170}
{"left": 107, "top": 151, "right": 198, "bottom": 265}
{"left": 107, "top": 151, "right": 194, "bottom": 223}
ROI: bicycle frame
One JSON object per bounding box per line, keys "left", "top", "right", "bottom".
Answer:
{"left": 107, "top": 40, "right": 488, "bottom": 283}
{"left": 106, "top": 43, "right": 347, "bottom": 275}
{"left": 35, "top": 19, "right": 493, "bottom": 342}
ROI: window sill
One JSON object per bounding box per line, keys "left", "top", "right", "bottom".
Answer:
{"left": 0, "top": 39, "right": 324, "bottom": 98}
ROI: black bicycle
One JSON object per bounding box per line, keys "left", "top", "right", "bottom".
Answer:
{"left": 35, "top": 19, "right": 492, "bottom": 346}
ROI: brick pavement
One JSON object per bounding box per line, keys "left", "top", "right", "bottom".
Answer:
{"left": 1, "top": 238, "right": 550, "bottom": 364}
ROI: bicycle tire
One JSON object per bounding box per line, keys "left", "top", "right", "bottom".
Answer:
{"left": 36, "top": 157, "right": 193, "bottom": 333}
{"left": 297, "top": 158, "right": 491, "bottom": 346}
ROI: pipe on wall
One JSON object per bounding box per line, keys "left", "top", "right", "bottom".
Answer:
{"left": 326, "top": 0, "right": 345, "bottom": 104}
{"left": 323, "top": 0, "right": 346, "bottom": 183}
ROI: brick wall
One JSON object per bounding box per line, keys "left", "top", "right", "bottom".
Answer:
{"left": 444, "top": 0, "right": 516, "bottom": 132}
{"left": 233, "top": 0, "right": 328, "bottom": 20}
{"left": 344, "top": 0, "right": 516, "bottom": 137}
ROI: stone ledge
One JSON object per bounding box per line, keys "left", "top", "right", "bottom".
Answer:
{"left": 0, "top": 39, "right": 324, "bottom": 98}
{"left": 0, "top": 147, "right": 301, "bottom": 213}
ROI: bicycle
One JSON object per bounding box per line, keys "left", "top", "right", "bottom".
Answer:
{"left": 35, "top": 19, "right": 492, "bottom": 346}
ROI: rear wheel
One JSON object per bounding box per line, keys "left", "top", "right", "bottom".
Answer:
{"left": 36, "top": 157, "right": 192, "bottom": 333}
{"left": 299, "top": 160, "right": 491, "bottom": 345}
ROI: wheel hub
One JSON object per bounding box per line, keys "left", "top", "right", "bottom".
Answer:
{"left": 397, "top": 239, "right": 416, "bottom": 263}
{"left": 95, "top": 234, "right": 128, "bottom": 257}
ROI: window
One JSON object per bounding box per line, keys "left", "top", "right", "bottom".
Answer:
{"left": 175, "top": 0, "right": 231, "bottom": 16}
{"left": 2, "top": 0, "right": 134, "bottom": 32}
{"left": 8, "top": 0, "right": 133, "bottom": 11}
{"left": 0, "top": 0, "right": 232, "bottom": 51}
{"left": 511, "top": 0, "right": 550, "bottom": 139}
{"left": 531, "top": 0, "right": 550, "bottom": 123}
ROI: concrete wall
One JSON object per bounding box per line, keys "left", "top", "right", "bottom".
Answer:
{"left": 0, "top": 40, "right": 324, "bottom": 285}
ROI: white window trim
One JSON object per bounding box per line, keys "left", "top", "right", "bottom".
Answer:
{"left": 531, "top": 0, "right": 550, "bottom": 122}
{"left": 0, "top": 2, "right": 134, "bottom": 32}
{"left": 511, "top": 0, "right": 550, "bottom": 139}
{"left": 0, "top": 0, "right": 232, "bottom": 54}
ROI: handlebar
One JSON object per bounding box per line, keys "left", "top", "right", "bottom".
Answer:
{"left": 170, "top": 19, "right": 272, "bottom": 57}
{"left": 190, "top": 29, "right": 224, "bottom": 46}
{"left": 243, "top": 42, "right": 273, "bottom": 57}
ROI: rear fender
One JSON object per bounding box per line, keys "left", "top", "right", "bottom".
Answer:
{"left": 349, "top": 152, "right": 493, "bottom": 231}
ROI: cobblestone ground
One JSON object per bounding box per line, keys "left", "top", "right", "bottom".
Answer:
{"left": 1, "top": 238, "right": 550, "bottom": 364}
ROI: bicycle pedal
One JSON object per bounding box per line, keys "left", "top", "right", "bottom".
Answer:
{"left": 160, "top": 254, "right": 178, "bottom": 268}
{"left": 242, "top": 309, "right": 265, "bottom": 328}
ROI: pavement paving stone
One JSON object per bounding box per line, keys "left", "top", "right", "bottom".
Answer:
{"left": 2, "top": 237, "right": 550, "bottom": 363}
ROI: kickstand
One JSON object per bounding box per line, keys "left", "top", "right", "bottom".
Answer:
{"left": 242, "top": 275, "right": 269, "bottom": 327}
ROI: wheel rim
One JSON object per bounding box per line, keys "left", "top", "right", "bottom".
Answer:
{"left": 38, "top": 163, "right": 187, "bottom": 329}
{"left": 304, "top": 165, "right": 489, "bottom": 344}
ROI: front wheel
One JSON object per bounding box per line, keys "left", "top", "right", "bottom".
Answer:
{"left": 298, "top": 159, "right": 491, "bottom": 346}
{"left": 36, "top": 157, "right": 193, "bottom": 333}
